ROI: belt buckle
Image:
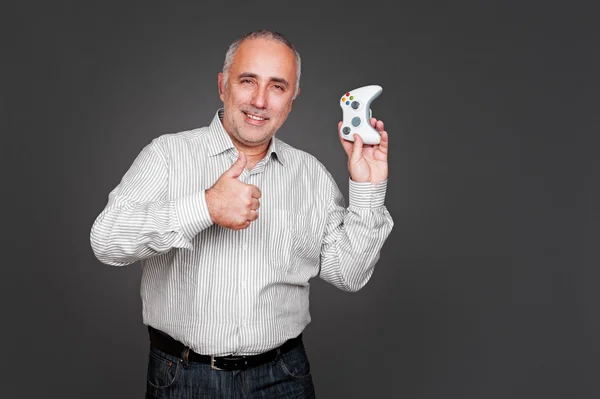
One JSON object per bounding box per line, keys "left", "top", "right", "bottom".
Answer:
{"left": 211, "top": 355, "right": 225, "bottom": 371}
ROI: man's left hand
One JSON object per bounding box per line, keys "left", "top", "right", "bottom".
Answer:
{"left": 338, "top": 118, "right": 389, "bottom": 185}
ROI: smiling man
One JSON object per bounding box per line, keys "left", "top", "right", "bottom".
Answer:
{"left": 90, "top": 29, "right": 394, "bottom": 398}
{"left": 218, "top": 37, "right": 297, "bottom": 156}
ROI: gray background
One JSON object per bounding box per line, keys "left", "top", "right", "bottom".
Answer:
{"left": 2, "top": 1, "right": 599, "bottom": 398}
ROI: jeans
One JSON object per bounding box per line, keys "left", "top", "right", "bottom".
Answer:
{"left": 145, "top": 339, "right": 316, "bottom": 398}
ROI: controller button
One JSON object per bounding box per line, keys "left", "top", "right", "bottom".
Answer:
{"left": 350, "top": 96, "right": 354, "bottom": 100}
{"left": 351, "top": 117, "right": 361, "bottom": 127}
{"left": 346, "top": 92, "right": 350, "bottom": 96}
{"left": 342, "top": 126, "right": 351, "bottom": 135}
{"left": 346, "top": 101, "right": 350, "bottom": 105}
{"left": 342, "top": 97, "right": 346, "bottom": 102}
{"left": 351, "top": 101, "right": 360, "bottom": 109}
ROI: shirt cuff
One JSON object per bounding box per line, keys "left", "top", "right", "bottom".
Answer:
{"left": 174, "top": 190, "right": 214, "bottom": 240}
{"left": 348, "top": 178, "right": 388, "bottom": 209}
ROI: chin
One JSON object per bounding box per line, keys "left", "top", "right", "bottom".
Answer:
{"left": 239, "top": 127, "right": 274, "bottom": 142}
{"left": 241, "top": 136, "right": 272, "bottom": 146}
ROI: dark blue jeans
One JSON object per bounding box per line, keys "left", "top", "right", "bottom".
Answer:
{"left": 145, "top": 339, "right": 316, "bottom": 398}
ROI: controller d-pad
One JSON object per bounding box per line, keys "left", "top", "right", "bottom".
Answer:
{"left": 351, "top": 101, "right": 360, "bottom": 109}
{"left": 351, "top": 117, "right": 361, "bottom": 127}
{"left": 342, "top": 126, "right": 351, "bottom": 135}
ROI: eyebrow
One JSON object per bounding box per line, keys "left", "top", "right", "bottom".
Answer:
{"left": 238, "top": 72, "right": 290, "bottom": 88}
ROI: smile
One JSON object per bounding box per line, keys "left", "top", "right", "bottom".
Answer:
{"left": 243, "top": 111, "right": 269, "bottom": 122}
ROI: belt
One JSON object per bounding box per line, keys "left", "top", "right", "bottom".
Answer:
{"left": 148, "top": 326, "right": 302, "bottom": 371}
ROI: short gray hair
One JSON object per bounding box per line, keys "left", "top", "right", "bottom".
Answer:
{"left": 222, "top": 29, "right": 301, "bottom": 99}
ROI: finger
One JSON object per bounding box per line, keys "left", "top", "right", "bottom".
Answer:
{"left": 350, "top": 134, "right": 364, "bottom": 163}
{"left": 225, "top": 152, "right": 247, "bottom": 179}
{"left": 249, "top": 185, "right": 262, "bottom": 199}
{"left": 247, "top": 209, "right": 259, "bottom": 222}
{"left": 378, "top": 130, "right": 389, "bottom": 154}
{"left": 233, "top": 219, "right": 251, "bottom": 230}
{"left": 370, "top": 118, "right": 384, "bottom": 132}
{"left": 251, "top": 198, "right": 260, "bottom": 210}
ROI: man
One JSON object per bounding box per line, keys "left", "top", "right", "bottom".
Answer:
{"left": 90, "top": 29, "right": 393, "bottom": 398}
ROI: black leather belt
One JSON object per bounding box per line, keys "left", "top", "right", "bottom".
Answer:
{"left": 148, "top": 326, "right": 301, "bottom": 371}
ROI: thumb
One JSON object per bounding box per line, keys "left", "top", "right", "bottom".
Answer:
{"left": 350, "top": 134, "right": 364, "bottom": 163}
{"left": 225, "top": 151, "right": 247, "bottom": 178}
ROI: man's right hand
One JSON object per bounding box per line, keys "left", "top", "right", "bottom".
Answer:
{"left": 205, "top": 152, "right": 261, "bottom": 230}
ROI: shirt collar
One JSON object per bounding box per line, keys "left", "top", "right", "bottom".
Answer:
{"left": 206, "top": 108, "right": 287, "bottom": 166}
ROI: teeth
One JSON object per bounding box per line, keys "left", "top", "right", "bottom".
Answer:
{"left": 246, "top": 113, "right": 266, "bottom": 121}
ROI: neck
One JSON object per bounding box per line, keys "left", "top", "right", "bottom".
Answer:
{"left": 233, "top": 140, "right": 270, "bottom": 170}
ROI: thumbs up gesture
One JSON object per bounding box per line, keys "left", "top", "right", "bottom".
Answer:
{"left": 205, "top": 152, "right": 262, "bottom": 230}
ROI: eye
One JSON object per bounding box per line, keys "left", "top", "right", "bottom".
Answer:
{"left": 273, "top": 84, "right": 284, "bottom": 91}
{"left": 241, "top": 79, "right": 253, "bottom": 84}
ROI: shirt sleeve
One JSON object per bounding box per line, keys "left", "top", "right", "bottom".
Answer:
{"left": 89, "top": 139, "right": 213, "bottom": 266}
{"left": 318, "top": 177, "right": 394, "bottom": 291}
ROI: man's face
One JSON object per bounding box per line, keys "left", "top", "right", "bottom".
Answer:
{"left": 218, "top": 38, "right": 299, "bottom": 148}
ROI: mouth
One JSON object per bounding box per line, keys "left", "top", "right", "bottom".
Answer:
{"left": 242, "top": 111, "right": 269, "bottom": 125}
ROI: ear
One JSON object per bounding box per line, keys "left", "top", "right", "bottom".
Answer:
{"left": 218, "top": 72, "right": 225, "bottom": 101}
{"left": 291, "top": 87, "right": 300, "bottom": 107}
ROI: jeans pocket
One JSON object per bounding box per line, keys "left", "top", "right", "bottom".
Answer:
{"left": 147, "top": 348, "right": 181, "bottom": 389}
{"left": 278, "top": 343, "right": 312, "bottom": 380}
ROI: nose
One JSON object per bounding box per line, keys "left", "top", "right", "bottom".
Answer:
{"left": 250, "top": 86, "right": 267, "bottom": 109}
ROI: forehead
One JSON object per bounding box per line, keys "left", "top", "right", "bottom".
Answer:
{"left": 231, "top": 38, "right": 297, "bottom": 79}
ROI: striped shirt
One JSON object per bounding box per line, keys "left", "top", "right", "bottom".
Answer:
{"left": 90, "top": 109, "right": 394, "bottom": 356}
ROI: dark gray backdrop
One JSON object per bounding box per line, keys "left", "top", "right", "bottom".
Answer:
{"left": 3, "top": 1, "right": 599, "bottom": 398}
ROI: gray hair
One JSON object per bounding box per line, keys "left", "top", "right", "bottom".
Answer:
{"left": 222, "top": 29, "right": 302, "bottom": 99}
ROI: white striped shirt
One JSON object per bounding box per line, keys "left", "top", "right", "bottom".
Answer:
{"left": 90, "top": 109, "right": 394, "bottom": 356}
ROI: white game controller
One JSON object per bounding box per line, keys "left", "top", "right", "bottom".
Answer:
{"left": 339, "top": 85, "right": 383, "bottom": 145}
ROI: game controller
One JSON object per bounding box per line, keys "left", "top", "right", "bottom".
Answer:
{"left": 339, "top": 85, "right": 383, "bottom": 145}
